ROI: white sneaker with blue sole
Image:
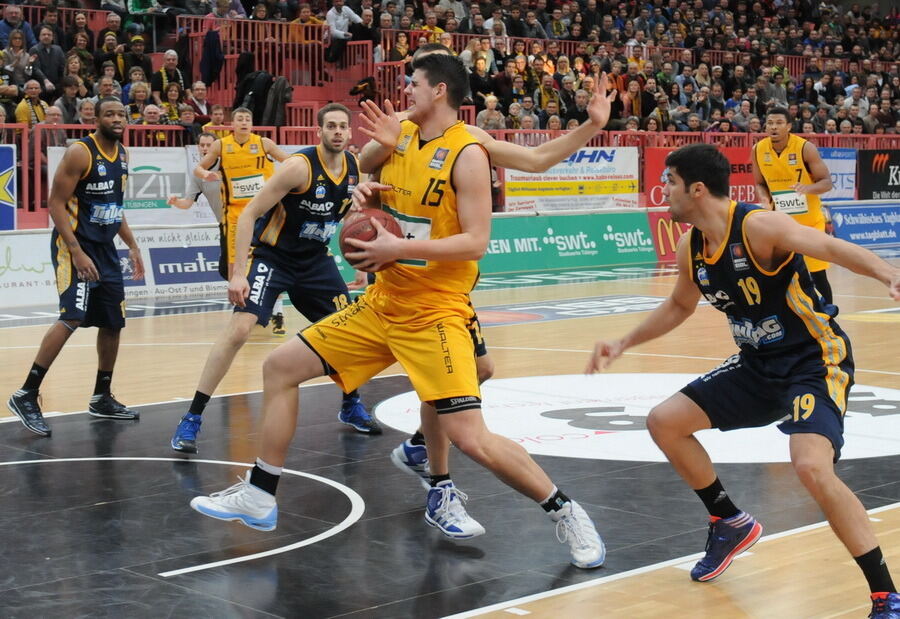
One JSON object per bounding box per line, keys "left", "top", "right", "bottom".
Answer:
{"left": 190, "top": 472, "right": 278, "bottom": 531}
{"left": 425, "top": 480, "right": 485, "bottom": 539}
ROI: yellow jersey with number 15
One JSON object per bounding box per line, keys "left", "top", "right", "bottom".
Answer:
{"left": 755, "top": 133, "right": 828, "bottom": 271}
{"left": 219, "top": 133, "right": 274, "bottom": 210}
{"left": 376, "top": 120, "right": 487, "bottom": 298}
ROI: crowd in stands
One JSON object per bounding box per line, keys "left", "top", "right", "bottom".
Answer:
{"left": 0, "top": 0, "right": 898, "bottom": 140}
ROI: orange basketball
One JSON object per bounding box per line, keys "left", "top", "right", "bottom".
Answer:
{"left": 339, "top": 208, "right": 403, "bottom": 270}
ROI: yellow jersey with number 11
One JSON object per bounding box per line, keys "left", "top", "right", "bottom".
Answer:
{"left": 219, "top": 133, "right": 274, "bottom": 210}
{"left": 376, "top": 120, "right": 487, "bottom": 298}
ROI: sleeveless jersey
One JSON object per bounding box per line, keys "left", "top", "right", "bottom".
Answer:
{"left": 755, "top": 134, "right": 825, "bottom": 228}
{"left": 377, "top": 120, "right": 485, "bottom": 296}
{"left": 66, "top": 134, "right": 128, "bottom": 244}
{"left": 253, "top": 145, "right": 358, "bottom": 259}
{"left": 688, "top": 201, "right": 851, "bottom": 397}
{"left": 219, "top": 133, "right": 274, "bottom": 211}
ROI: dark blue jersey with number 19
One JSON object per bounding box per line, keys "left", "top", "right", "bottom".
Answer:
{"left": 252, "top": 144, "right": 357, "bottom": 262}
{"left": 688, "top": 201, "right": 853, "bottom": 385}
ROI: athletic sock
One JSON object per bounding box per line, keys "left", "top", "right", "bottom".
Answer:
{"left": 429, "top": 473, "right": 451, "bottom": 487}
{"left": 540, "top": 486, "right": 571, "bottom": 513}
{"left": 855, "top": 547, "right": 896, "bottom": 594}
{"left": 273, "top": 296, "right": 284, "bottom": 315}
{"left": 249, "top": 459, "right": 282, "bottom": 496}
{"left": 409, "top": 430, "right": 426, "bottom": 446}
{"left": 343, "top": 390, "right": 360, "bottom": 404}
{"left": 189, "top": 391, "right": 211, "bottom": 416}
{"left": 93, "top": 370, "right": 113, "bottom": 395}
{"left": 22, "top": 363, "right": 48, "bottom": 391}
{"left": 695, "top": 478, "right": 740, "bottom": 520}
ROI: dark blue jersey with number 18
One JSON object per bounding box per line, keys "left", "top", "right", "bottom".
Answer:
{"left": 66, "top": 135, "right": 128, "bottom": 244}
{"left": 252, "top": 144, "right": 357, "bottom": 262}
{"left": 688, "top": 201, "right": 853, "bottom": 389}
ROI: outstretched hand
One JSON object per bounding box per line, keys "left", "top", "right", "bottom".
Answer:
{"left": 358, "top": 99, "right": 402, "bottom": 149}
{"left": 351, "top": 181, "right": 392, "bottom": 211}
{"left": 587, "top": 72, "right": 618, "bottom": 130}
{"left": 584, "top": 338, "right": 626, "bottom": 374}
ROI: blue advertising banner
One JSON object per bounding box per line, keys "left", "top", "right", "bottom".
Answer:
{"left": 820, "top": 148, "right": 857, "bottom": 201}
{"left": 828, "top": 202, "right": 900, "bottom": 248}
{"left": 0, "top": 144, "right": 17, "bottom": 230}
{"left": 148, "top": 246, "right": 222, "bottom": 285}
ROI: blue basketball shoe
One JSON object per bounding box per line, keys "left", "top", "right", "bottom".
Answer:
{"left": 190, "top": 472, "right": 277, "bottom": 531}
{"left": 870, "top": 592, "right": 900, "bottom": 619}
{"left": 338, "top": 396, "right": 382, "bottom": 434}
{"left": 171, "top": 413, "right": 202, "bottom": 453}
{"left": 691, "top": 512, "right": 763, "bottom": 582}
{"left": 425, "top": 480, "right": 485, "bottom": 539}
{"left": 391, "top": 439, "right": 430, "bottom": 489}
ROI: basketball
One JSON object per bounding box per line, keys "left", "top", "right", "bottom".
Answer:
{"left": 339, "top": 208, "right": 403, "bottom": 270}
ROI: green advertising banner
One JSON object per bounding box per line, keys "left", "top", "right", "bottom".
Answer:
{"left": 330, "top": 211, "right": 657, "bottom": 282}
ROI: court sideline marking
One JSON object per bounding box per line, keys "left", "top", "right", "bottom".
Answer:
{"left": 0, "top": 457, "right": 366, "bottom": 578}
{"left": 445, "top": 501, "right": 900, "bottom": 618}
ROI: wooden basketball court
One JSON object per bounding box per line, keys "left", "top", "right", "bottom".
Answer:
{"left": 0, "top": 259, "right": 898, "bottom": 617}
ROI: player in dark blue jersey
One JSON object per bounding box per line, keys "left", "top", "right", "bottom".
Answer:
{"left": 7, "top": 98, "right": 144, "bottom": 437}
{"left": 170, "top": 103, "right": 381, "bottom": 454}
{"left": 587, "top": 144, "right": 900, "bottom": 617}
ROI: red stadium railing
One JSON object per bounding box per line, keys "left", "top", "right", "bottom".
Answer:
{"left": 280, "top": 128, "right": 321, "bottom": 146}
{"left": 7, "top": 3, "right": 113, "bottom": 45}
{"left": 287, "top": 103, "right": 320, "bottom": 128}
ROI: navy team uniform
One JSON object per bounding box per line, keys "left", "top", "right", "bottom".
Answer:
{"left": 680, "top": 201, "right": 854, "bottom": 460}
{"left": 238, "top": 145, "right": 357, "bottom": 325}
{"left": 51, "top": 135, "right": 128, "bottom": 329}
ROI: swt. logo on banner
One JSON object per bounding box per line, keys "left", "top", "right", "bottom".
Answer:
{"left": 149, "top": 246, "right": 220, "bottom": 284}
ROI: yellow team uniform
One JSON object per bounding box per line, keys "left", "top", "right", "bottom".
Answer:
{"left": 219, "top": 133, "right": 274, "bottom": 265}
{"left": 301, "top": 120, "right": 486, "bottom": 405}
{"left": 202, "top": 122, "right": 232, "bottom": 140}
{"left": 755, "top": 134, "right": 829, "bottom": 272}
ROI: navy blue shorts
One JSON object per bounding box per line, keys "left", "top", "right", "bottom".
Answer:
{"left": 51, "top": 233, "right": 125, "bottom": 329}
{"left": 236, "top": 248, "right": 351, "bottom": 326}
{"left": 680, "top": 351, "right": 855, "bottom": 461}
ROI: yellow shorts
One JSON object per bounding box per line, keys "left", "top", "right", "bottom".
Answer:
{"left": 792, "top": 212, "right": 829, "bottom": 273}
{"left": 300, "top": 286, "right": 481, "bottom": 405}
{"left": 224, "top": 205, "right": 246, "bottom": 265}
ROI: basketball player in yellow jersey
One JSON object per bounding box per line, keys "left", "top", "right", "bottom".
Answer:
{"left": 189, "top": 54, "right": 606, "bottom": 569}
{"left": 752, "top": 107, "right": 835, "bottom": 306}
{"left": 193, "top": 107, "right": 289, "bottom": 281}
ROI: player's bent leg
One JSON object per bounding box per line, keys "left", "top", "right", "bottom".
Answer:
{"left": 646, "top": 393, "right": 716, "bottom": 488}
{"left": 8, "top": 319, "right": 82, "bottom": 437}
{"left": 172, "top": 312, "right": 259, "bottom": 453}
{"left": 789, "top": 433, "right": 878, "bottom": 556}
{"left": 190, "top": 337, "right": 327, "bottom": 530}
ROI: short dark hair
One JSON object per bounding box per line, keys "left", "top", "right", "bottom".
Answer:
{"left": 317, "top": 102, "right": 351, "bottom": 126}
{"left": 411, "top": 53, "right": 470, "bottom": 109}
{"left": 232, "top": 106, "right": 253, "bottom": 119}
{"left": 96, "top": 96, "right": 122, "bottom": 116}
{"left": 766, "top": 106, "right": 791, "bottom": 122}
{"left": 198, "top": 131, "right": 216, "bottom": 141}
{"left": 664, "top": 144, "right": 730, "bottom": 199}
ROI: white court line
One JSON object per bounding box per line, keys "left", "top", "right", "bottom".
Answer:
{"left": 0, "top": 457, "right": 365, "bottom": 577}
{"left": 489, "top": 346, "right": 900, "bottom": 376}
{"left": 0, "top": 341, "right": 284, "bottom": 350}
{"left": 445, "top": 502, "right": 900, "bottom": 618}
{"left": 0, "top": 373, "right": 407, "bottom": 423}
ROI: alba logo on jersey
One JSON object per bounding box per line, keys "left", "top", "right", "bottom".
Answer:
{"left": 374, "top": 375, "right": 900, "bottom": 463}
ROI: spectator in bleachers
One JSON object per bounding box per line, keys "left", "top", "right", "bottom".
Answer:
{"left": 202, "top": 104, "right": 230, "bottom": 138}
{"left": 65, "top": 13, "right": 95, "bottom": 53}
{"left": 565, "top": 88, "right": 590, "bottom": 126}
{"left": 186, "top": 80, "right": 211, "bottom": 125}
{"left": 15, "top": 80, "right": 48, "bottom": 129}
{"left": 293, "top": 3, "right": 323, "bottom": 26}
{"left": 643, "top": 116, "right": 660, "bottom": 132}
{"left": 421, "top": 11, "right": 444, "bottom": 43}
{"left": 534, "top": 73, "right": 561, "bottom": 114}
{"left": 126, "top": 80, "right": 151, "bottom": 122}
{"left": 522, "top": 11, "right": 547, "bottom": 40}
{"left": 37, "top": 7, "right": 66, "bottom": 49}
{"left": 121, "top": 67, "right": 147, "bottom": 103}
{"left": 469, "top": 54, "right": 492, "bottom": 113}
{"left": 122, "top": 36, "right": 153, "bottom": 85}
{"left": 505, "top": 101, "right": 522, "bottom": 128}
{"left": 64, "top": 54, "right": 91, "bottom": 99}
{"left": 161, "top": 82, "right": 185, "bottom": 121}
{"left": 458, "top": 38, "right": 481, "bottom": 71}
{"left": 351, "top": 8, "right": 378, "bottom": 45}
{"left": 97, "top": 11, "right": 128, "bottom": 48}
{"left": 151, "top": 50, "right": 186, "bottom": 105}
{"left": 30, "top": 25, "right": 66, "bottom": 97}
{"left": 0, "top": 6, "right": 37, "bottom": 50}
{"left": 519, "top": 114, "right": 535, "bottom": 130}
{"left": 94, "top": 62, "right": 123, "bottom": 99}
{"left": 90, "top": 76, "right": 118, "bottom": 107}
{"left": 620, "top": 79, "right": 644, "bottom": 120}
{"left": 176, "top": 104, "right": 202, "bottom": 144}
{"left": 458, "top": 4, "right": 481, "bottom": 34}
{"left": 69, "top": 32, "right": 95, "bottom": 79}
{"left": 33, "top": 104, "right": 66, "bottom": 150}
{"left": 546, "top": 114, "right": 562, "bottom": 130}
{"left": 76, "top": 98, "right": 95, "bottom": 125}
{"left": 325, "top": 0, "right": 362, "bottom": 63}
{"left": 437, "top": 0, "right": 467, "bottom": 22}
{"left": 2, "top": 30, "right": 34, "bottom": 87}
{"left": 53, "top": 75, "right": 81, "bottom": 123}
{"left": 476, "top": 94, "right": 505, "bottom": 130}
{"left": 537, "top": 99, "right": 561, "bottom": 129}
{"left": 142, "top": 103, "right": 165, "bottom": 125}
{"left": 491, "top": 57, "right": 516, "bottom": 109}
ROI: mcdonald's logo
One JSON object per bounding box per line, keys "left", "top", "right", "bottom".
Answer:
{"left": 654, "top": 216, "right": 691, "bottom": 256}
{"left": 872, "top": 153, "right": 890, "bottom": 173}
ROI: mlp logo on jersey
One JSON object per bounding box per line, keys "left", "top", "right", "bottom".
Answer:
{"left": 730, "top": 243, "right": 749, "bottom": 271}
{"left": 429, "top": 148, "right": 450, "bottom": 170}
{"left": 97, "top": 162, "right": 107, "bottom": 176}
{"left": 788, "top": 153, "right": 798, "bottom": 166}
{"left": 396, "top": 134, "right": 412, "bottom": 155}
{"left": 315, "top": 185, "right": 327, "bottom": 199}
{"left": 696, "top": 266, "right": 710, "bottom": 287}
